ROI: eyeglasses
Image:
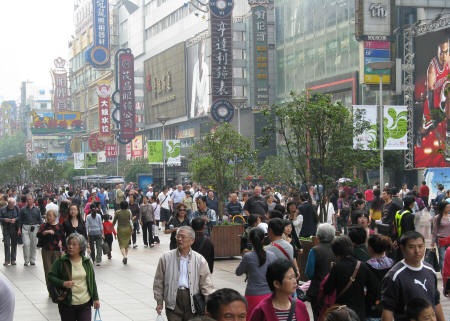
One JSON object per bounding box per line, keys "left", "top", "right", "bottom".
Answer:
{"left": 178, "top": 208, "right": 187, "bottom": 212}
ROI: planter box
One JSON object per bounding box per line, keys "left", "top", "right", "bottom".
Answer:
{"left": 211, "top": 224, "right": 244, "bottom": 258}
{"left": 297, "top": 239, "right": 317, "bottom": 282}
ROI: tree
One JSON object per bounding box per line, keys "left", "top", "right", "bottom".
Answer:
{"left": 0, "top": 132, "right": 27, "bottom": 160}
{"left": 262, "top": 92, "right": 379, "bottom": 222}
{"left": 0, "top": 155, "right": 31, "bottom": 185}
{"left": 189, "top": 123, "right": 257, "bottom": 218}
{"left": 30, "top": 159, "right": 65, "bottom": 185}
{"left": 257, "top": 155, "right": 297, "bottom": 187}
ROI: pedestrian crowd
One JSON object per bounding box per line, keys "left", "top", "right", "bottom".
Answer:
{"left": 0, "top": 180, "right": 449, "bottom": 321}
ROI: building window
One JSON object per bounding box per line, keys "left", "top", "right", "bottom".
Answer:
{"left": 145, "top": 3, "right": 192, "bottom": 40}
{"left": 40, "top": 103, "right": 47, "bottom": 109}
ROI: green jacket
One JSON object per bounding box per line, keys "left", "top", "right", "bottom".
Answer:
{"left": 48, "top": 254, "right": 99, "bottom": 306}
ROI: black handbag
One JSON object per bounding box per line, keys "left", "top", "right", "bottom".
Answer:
{"left": 424, "top": 248, "right": 440, "bottom": 272}
{"left": 193, "top": 292, "right": 206, "bottom": 315}
{"left": 49, "top": 261, "right": 71, "bottom": 304}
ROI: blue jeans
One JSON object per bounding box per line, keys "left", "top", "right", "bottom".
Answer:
{"left": 438, "top": 244, "right": 449, "bottom": 271}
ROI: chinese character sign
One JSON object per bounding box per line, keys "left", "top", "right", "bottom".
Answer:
{"left": 51, "top": 57, "right": 68, "bottom": 112}
{"left": 132, "top": 135, "right": 143, "bottom": 158}
{"left": 253, "top": 5, "right": 269, "bottom": 109}
{"left": 210, "top": 0, "right": 234, "bottom": 122}
{"left": 97, "top": 81, "right": 112, "bottom": 136}
{"left": 86, "top": 0, "right": 110, "bottom": 68}
{"left": 113, "top": 49, "right": 136, "bottom": 144}
{"left": 105, "top": 144, "right": 118, "bottom": 157}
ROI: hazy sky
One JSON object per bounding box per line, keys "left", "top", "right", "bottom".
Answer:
{"left": 0, "top": 0, "right": 73, "bottom": 101}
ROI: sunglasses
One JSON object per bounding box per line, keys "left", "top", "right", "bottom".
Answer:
{"left": 178, "top": 208, "right": 187, "bottom": 212}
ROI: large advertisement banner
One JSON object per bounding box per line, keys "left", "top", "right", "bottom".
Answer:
{"left": 147, "top": 140, "right": 163, "bottom": 164}
{"left": 187, "top": 36, "right": 211, "bottom": 118}
{"left": 353, "top": 105, "right": 378, "bottom": 150}
{"left": 166, "top": 140, "right": 181, "bottom": 166}
{"left": 414, "top": 28, "right": 450, "bottom": 167}
{"left": 424, "top": 168, "right": 450, "bottom": 200}
{"left": 353, "top": 105, "right": 407, "bottom": 150}
{"left": 74, "top": 153, "right": 84, "bottom": 169}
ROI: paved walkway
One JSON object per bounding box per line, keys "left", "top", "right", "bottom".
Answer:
{"left": 0, "top": 212, "right": 449, "bottom": 320}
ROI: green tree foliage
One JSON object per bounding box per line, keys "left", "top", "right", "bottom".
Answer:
{"left": 257, "top": 155, "right": 297, "bottom": 187}
{"left": 189, "top": 123, "right": 257, "bottom": 218}
{"left": 0, "top": 155, "right": 31, "bottom": 185}
{"left": 262, "top": 92, "right": 379, "bottom": 222}
{"left": 0, "top": 132, "right": 27, "bottom": 160}
{"left": 30, "top": 159, "right": 65, "bottom": 185}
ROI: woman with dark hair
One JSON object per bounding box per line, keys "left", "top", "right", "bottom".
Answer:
{"left": 370, "top": 188, "right": 383, "bottom": 224}
{"left": 323, "top": 236, "right": 378, "bottom": 320}
{"left": 249, "top": 259, "right": 309, "bottom": 321}
{"left": 236, "top": 228, "right": 277, "bottom": 320}
{"left": 365, "top": 234, "right": 393, "bottom": 320}
{"left": 432, "top": 200, "right": 450, "bottom": 271}
{"left": 165, "top": 202, "right": 190, "bottom": 250}
{"left": 63, "top": 205, "right": 87, "bottom": 241}
{"left": 282, "top": 220, "right": 302, "bottom": 276}
{"left": 336, "top": 191, "right": 351, "bottom": 235}
{"left": 128, "top": 194, "right": 140, "bottom": 249}
{"left": 112, "top": 201, "right": 132, "bottom": 264}
{"left": 286, "top": 201, "right": 302, "bottom": 237}
{"left": 59, "top": 200, "right": 71, "bottom": 224}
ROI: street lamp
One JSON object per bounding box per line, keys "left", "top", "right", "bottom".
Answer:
{"left": 157, "top": 117, "right": 170, "bottom": 187}
{"left": 367, "top": 61, "right": 395, "bottom": 189}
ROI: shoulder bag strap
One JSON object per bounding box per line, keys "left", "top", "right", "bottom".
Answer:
{"left": 63, "top": 261, "right": 72, "bottom": 281}
{"left": 272, "top": 242, "right": 291, "bottom": 261}
{"left": 287, "top": 296, "right": 296, "bottom": 321}
{"left": 337, "top": 260, "right": 360, "bottom": 298}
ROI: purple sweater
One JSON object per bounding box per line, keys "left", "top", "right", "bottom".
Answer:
{"left": 432, "top": 215, "right": 450, "bottom": 245}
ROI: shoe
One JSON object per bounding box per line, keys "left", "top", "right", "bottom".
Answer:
{"left": 144, "top": 245, "right": 148, "bottom": 248}
{"left": 11, "top": 261, "right": 16, "bottom": 265}
{"left": 96, "top": 262, "right": 101, "bottom": 266}
{"left": 122, "top": 258, "right": 126, "bottom": 264}
{"left": 124, "top": 258, "right": 127, "bottom": 264}
{"left": 3, "top": 262, "right": 9, "bottom": 266}
{"left": 30, "top": 262, "right": 36, "bottom": 266}
{"left": 24, "top": 262, "right": 29, "bottom": 266}
{"left": 108, "top": 254, "right": 112, "bottom": 259}
{"left": 150, "top": 244, "right": 154, "bottom": 248}
{"left": 137, "top": 231, "right": 140, "bottom": 234}
{"left": 133, "top": 244, "right": 138, "bottom": 248}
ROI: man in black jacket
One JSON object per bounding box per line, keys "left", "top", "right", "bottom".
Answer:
{"left": 0, "top": 198, "right": 20, "bottom": 266}
{"left": 191, "top": 217, "right": 214, "bottom": 273}
{"left": 298, "top": 193, "right": 318, "bottom": 237}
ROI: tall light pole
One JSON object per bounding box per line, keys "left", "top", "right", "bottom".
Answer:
{"left": 157, "top": 117, "right": 170, "bottom": 187}
{"left": 367, "top": 61, "right": 395, "bottom": 189}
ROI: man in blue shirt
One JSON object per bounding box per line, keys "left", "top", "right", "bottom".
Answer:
{"left": 97, "top": 187, "right": 108, "bottom": 216}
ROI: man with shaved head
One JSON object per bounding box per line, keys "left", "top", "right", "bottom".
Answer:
{"left": 0, "top": 198, "right": 20, "bottom": 266}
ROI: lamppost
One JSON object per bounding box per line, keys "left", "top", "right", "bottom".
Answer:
{"left": 366, "top": 61, "right": 395, "bottom": 189}
{"left": 157, "top": 116, "right": 170, "bottom": 187}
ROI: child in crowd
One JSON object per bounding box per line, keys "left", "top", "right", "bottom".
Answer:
{"left": 103, "top": 214, "right": 116, "bottom": 259}
{"left": 406, "top": 298, "right": 436, "bottom": 321}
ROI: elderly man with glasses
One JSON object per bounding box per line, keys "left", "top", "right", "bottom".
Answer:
{"left": 154, "top": 226, "right": 214, "bottom": 321}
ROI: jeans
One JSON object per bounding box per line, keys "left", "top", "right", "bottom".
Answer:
{"left": 337, "top": 217, "right": 348, "bottom": 235}
{"left": 101, "top": 205, "right": 108, "bottom": 216}
{"left": 22, "top": 224, "right": 39, "bottom": 264}
{"left": 438, "top": 244, "right": 449, "bottom": 271}
{"left": 132, "top": 221, "right": 139, "bottom": 245}
{"left": 2, "top": 225, "right": 18, "bottom": 263}
{"left": 104, "top": 234, "right": 113, "bottom": 255}
{"left": 142, "top": 221, "right": 153, "bottom": 246}
{"left": 88, "top": 234, "right": 102, "bottom": 263}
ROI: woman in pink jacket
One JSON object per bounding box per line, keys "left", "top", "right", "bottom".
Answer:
{"left": 249, "top": 259, "right": 309, "bottom": 321}
{"left": 443, "top": 246, "right": 450, "bottom": 296}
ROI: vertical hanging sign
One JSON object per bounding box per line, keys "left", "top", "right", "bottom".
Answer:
{"left": 252, "top": 4, "right": 269, "bottom": 110}
{"left": 209, "top": 0, "right": 235, "bottom": 123}
{"left": 112, "top": 49, "right": 136, "bottom": 144}
{"left": 51, "top": 57, "right": 68, "bottom": 112}
{"left": 97, "top": 81, "right": 112, "bottom": 136}
{"left": 86, "top": 0, "right": 110, "bottom": 68}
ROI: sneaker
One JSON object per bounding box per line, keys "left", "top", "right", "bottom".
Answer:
{"left": 150, "top": 244, "right": 154, "bottom": 248}
{"left": 96, "top": 262, "right": 101, "bottom": 266}
{"left": 108, "top": 254, "right": 112, "bottom": 260}
{"left": 123, "top": 258, "right": 127, "bottom": 265}
{"left": 30, "top": 262, "right": 36, "bottom": 266}
{"left": 24, "top": 262, "right": 29, "bottom": 266}
{"left": 11, "top": 262, "right": 16, "bottom": 266}
{"left": 144, "top": 245, "right": 148, "bottom": 248}
{"left": 133, "top": 244, "right": 138, "bottom": 248}
{"left": 3, "top": 262, "right": 9, "bottom": 266}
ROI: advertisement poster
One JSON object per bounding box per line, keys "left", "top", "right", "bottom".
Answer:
{"left": 166, "top": 140, "right": 181, "bottom": 166}
{"left": 414, "top": 28, "right": 450, "bottom": 167}
{"left": 84, "top": 153, "right": 98, "bottom": 169}
{"left": 97, "top": 151, "right": 106, "bottom": 163}
{"left": 424, "top": 167, "right": 450, "bottom": 200}
{"left": 147, "top": 140, "right": 163, "bottom": 164}
{"left": 187, "top": 37, "right": 211, "bottom": 118}
{"left": 74, "top": 153, "right": 84, "bottom": 169}
{"left": 132, "top": 135, "right": 143, "bottom": 158}
{"left": 353, "top": 105, "right": 378, "bottom": 150}
{"left": 126, "top": 143, "right": 132, "bottom": 160}
{"left": 384, "top": 106, "right": 408, "bottom": 150}
{"left": 364, "top": 41, "right": 391, "bottom": 85}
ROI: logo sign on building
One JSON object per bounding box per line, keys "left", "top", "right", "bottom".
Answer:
{"left": 132, "top": 135, "right": 143, "bottom": 158}
{"left": 210, "top": 0, "right": 234, "bottom": 122}
{"left": 112, "top": 49, "right": 136, "bottom": 144}
{"left": 147, "top": 140, "right": 163, "bottom": 164}
{"left": 97, "top": 81, "right": 112, "bottom": 136}
{"left": 355, "top": 0, "right": 391, "bottom": 40}
{"left": 51, "top": 57, "right": 68, "bottom": 112}
{"left": 88, "top": 133, "right": 106, "bottom": 152}
{"left": 363, "top": 41, "right": 391, "bottom": 84}
{"left": 86, "top": 0, "right": 110, "bottom": 68}
{"left": 105, "top": 144, "right": 118, "bottom": 157}
{"left": 252, "top": 5, "right": 269, "bottom": 110}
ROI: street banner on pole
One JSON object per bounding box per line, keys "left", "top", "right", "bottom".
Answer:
{"left": 74, "top": 153, "right": 84, "bottom": 169}
{"left": 147, "top": 140, "right": 163, "bottom": 164}
{"left": 166, "top": 140, "right": 181, "bottom": 166}
{"left": 353, "top": 105, "right": 377, "bottom": 150}
{"left": 84, "top": 153, "right": 98, "bottom": 169}
{"left": 384, "top": 105, "right": 408, "bottom": 150}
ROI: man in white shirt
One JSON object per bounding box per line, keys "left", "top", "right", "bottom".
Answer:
{"left": 158, "top": 187, "right": 172, "bottom": 226}
{"left": 45, "top": 197, "right": 59, "bottom": 221}
{"left": 171, "top": 185, "right": 186, "bottom": 210}
{"left": 146, "top": 186, "right": 153, "bottom": 199}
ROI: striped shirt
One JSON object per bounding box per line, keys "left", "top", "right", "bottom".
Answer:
{"left": 274, "top": 308, "right": 295, "bottom": 321}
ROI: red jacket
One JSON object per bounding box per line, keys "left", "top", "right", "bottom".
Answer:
{"left": 443, "top": 246, "right": 450, "bottom": 295}
{"left": 249, "top": 294, "right": 309, "bottom": 321}
{"left": 419, "top": 185, "right": 429, "bottom": 198}
{"left": 103, "top": 221, "right": 116, "bottom": 236}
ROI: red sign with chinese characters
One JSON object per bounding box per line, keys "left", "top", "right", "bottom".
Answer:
{"left": 52, "top": 57, "right": 68, "bottom": 112}
{"left": 105, "top": 144, "right": 118, "bottom": 157}
{"left": 119, "top": 53, "right": 136, "bottom": 140}
{"left": 97, "top": 82, "right": 112, "bottom": 136}
{"left": 88, "top": 133, "right": 105, "bottom": 152}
